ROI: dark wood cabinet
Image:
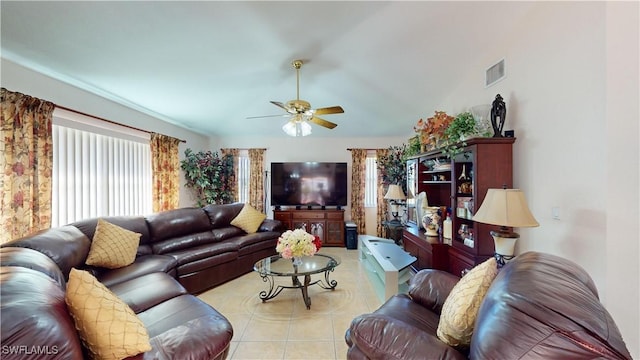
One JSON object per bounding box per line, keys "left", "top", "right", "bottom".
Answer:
{"left": 402, "top": 225, "right": 449, "bottom": 272}
{"left": 408, "top": 138, "right": 515, "bottom": 275}
{"left": 273, "top": 209, "right": 345, "bottom": 247}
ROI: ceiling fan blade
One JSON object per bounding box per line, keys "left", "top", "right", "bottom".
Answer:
{"left": 246, "top": 114, "right": 290, "bottom": 119}
{"left": 314, "top": 106, "right": 344, "bottom": 115}
{"left": 270, "top": 101, "right": 289, "bottom": 110}
{"left": 310, "top": 116, "right": 338, "bottom": 129}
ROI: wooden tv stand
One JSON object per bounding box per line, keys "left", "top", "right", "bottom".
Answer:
{"left": 273, "top": 208, "right": 345, "bottom": 247}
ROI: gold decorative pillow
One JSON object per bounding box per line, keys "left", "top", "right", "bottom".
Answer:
{"left": 437, "top": 257, "right": 498, "bottom": 347}
{"left": 230, "top": 204, "right": 266, "bottom": 234}
{"left": 85, "top": 219, "right": 141, "bottom": 269}
{"left": 65, "top": 268, "right": 151, "bottom": 360}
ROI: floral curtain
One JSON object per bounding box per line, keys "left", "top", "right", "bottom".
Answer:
{"left": 221, "top": 148, "right": 239, "bottom": 202}
{"left": 349, "top": 149, "right": 367, "bottom": 235}
{"left": 248, "top": 148, "right": 266, "bottom": 212}
{"left": 1, "top": 88, "right": 55, "bottom": 243}
{"left": 150, "top": 133, "right": 181, "bottom": 212}
{"left": 376, "top": 148, "right": 390, "bottom": 237}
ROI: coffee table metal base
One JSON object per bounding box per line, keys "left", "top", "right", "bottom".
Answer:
{"left": 258, "top": 269, "right": 337, "bottom": 310}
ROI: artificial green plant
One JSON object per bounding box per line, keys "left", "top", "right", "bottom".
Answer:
{"left": 180, "top": 148, "right": 235, "bottom": 206}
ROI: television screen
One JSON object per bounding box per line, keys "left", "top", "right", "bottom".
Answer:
{"left": 271, "top": 162, "right": 348, "bottom": 207}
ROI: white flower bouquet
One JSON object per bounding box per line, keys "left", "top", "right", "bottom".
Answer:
{"left": 276, "top": 228, "right": 322, "bottom": 259}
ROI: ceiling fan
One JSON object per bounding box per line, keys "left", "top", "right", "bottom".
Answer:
{"left": 248, "top": 60, "right": 344, "bottom": 136}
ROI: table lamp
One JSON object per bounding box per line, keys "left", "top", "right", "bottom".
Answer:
{"left": 384, "top": 184, "right": 406, "bottom": 223}
{"left": 472, "top": 188, "right": 539, "bottom": 267}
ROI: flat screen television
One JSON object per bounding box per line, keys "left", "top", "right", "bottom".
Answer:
{"left": 271, "top": 162, "right": 348, "bottom": 207}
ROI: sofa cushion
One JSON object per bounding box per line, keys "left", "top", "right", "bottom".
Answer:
{"left": 65, "top": 268, "right": 151, "bottom": 360}
{"left": 203, "top": 202, "right": 244, "bottom": 228}
{"left": 167, "top": 241, "right": 239, "bottom": 267}
{"left": 0, "top": 247, "right": 66, "bottom": 288}
{"left": 408, "top": 269, "right": 460, "bottom": 314}
{"left": 177, "top": 251, "right": 239, "bottom": 276}
{"left": 145, "top": 207, "right": 212, "bottom": 243}
{"left": 230, "top": 204, "right": 266, "bottom": 234}
{"left": 229, "top": 232, "right": 280, "bottom": 256}
{"left": 85, "top": 219, "right": 141, "bottom": 269}
{"left": 138, "top": 294, "right": 233, "bottom": 359}
{"left": 371, "top": 294, "right": 442, "bottom": 334}
{"left": 437, "top": 257, "right": 497, "bottom": 347}
{"left": 151, "top": 231, "right": 217, "bottom": 254}
{"left": 108, "top": 272, "right": 187, "bottom": 313}
{"left": 348, "top": 314, "right": 466, "bottom": 360}
{"left": 1, "top": 266, "right": 84, "bottom": 360}
{"left": 470, "top": 252, "right": 632, "bottom": 359}
{"left": 211, "top": 226, "right": 245, "bottom": 242}
{"left": 94, "top": 254, "right": 178, "bottom": 288}
{"left": 1, "top": 226, "right": 91, "bottom": 278}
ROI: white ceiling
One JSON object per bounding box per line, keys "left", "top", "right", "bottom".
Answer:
{"left": 1, "top": 1, "right": 533, "bottom": 138}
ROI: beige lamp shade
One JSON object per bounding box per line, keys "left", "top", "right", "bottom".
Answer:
{"left": 384, "top": 184, "right": 406, "bottom": 200}
{"left": 472, "top": 189, "right": 539, "bottom": 228}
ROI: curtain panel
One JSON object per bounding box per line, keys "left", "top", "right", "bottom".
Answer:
{"left": 1, "top": 88, "right": 55, "bottom": 243}
{"left": 349, "top": 149, "right": 367, "bottom": 235}
{"left": 376, "top": 148, "right": 390, "bottom": 238}
{"left": 221, "top": 148, "right": 240, "bottom": 202}
{"left": 150, "top": 133, "right": 181, "bottom": 212}
{"left": 248, "top": 149, "right": 265, "bottom": 212}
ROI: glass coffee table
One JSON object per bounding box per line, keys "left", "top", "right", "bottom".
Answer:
{"left": 253, "top": 253, "right": 340, "bottom": 310}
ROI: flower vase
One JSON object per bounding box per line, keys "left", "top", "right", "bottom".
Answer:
{"left": 292, "top": 257, "right": 303, "bottom": 267}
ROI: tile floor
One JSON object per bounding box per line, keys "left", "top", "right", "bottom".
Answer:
{"left": 198, "top": 247, "right": 384, "bottom": 360}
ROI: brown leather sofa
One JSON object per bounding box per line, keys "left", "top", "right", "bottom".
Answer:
{"left": 1, "top": 202, "right": 284, "bottom": 360}
{"left": 345, "top": 251, "right": 632, "bottom": 359}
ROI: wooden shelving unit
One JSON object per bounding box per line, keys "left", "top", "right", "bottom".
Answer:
{"left": 405, "top": 137, "right": 515, "bottom": 276}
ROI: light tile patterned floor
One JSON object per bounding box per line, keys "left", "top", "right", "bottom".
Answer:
{"left": 198, "top": 247, "right": 383, "bottom": 360}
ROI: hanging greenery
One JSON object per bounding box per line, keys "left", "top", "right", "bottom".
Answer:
{"left": 377, "top": 144, "right": 409, "bottom": 193}
{"left": 180, "top": 148, "right": 234, "bottom": 206}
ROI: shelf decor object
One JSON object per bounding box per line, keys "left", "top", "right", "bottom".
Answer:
{"left": 490, "top": 94, "right": 507, "bottom": 137}
{"left": 384, "top": 184, "right": 407, "bottom": 222}
{"left": 472, "top": 188, "right": 539, "bottom": 268}
{"left": 414, "top": 111, "right": 454, "bottom": 151}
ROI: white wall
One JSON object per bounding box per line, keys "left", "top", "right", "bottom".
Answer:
{"left": 437, "top": 2, "right": 638, "bottom": 356}
{"left": 215, "top": 135, "right": 406, "bottom": 235}
{"left": 1, "top": 59, "right": 211, "bottom": 208}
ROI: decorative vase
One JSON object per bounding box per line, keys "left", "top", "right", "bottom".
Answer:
{"left": 422, "top": 209, "right": 440, "bottom": 237}
{"left": 421, "top": 214, "right": 432, "bottom": 232}
{"left": 292, "top": 257, "right": 303, "bottom": 267}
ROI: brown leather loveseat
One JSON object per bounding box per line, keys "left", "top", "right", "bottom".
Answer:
{"left": 345, "top": 251, "right": 632, "bottom": 359}
{"left": 1, "top": 202, "right": 284, "bottom": 360}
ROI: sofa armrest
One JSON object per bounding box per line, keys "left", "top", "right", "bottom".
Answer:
{"left": 258, "top": 219, "right": 284, "bottom": 233}
{"left": 347, "top": 314, "right": 466, "bottom": 360}
{"left": 408, "top": 269, "right": 460, "bottom": 314}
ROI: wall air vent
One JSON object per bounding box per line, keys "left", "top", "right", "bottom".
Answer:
{"left": 485, "top": 59, "right": 505, "bottom": 87}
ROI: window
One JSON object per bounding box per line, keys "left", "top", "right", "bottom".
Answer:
{"left": 51, "top": 109, "right": 152, "bottom": 226}
{"left": 237, "top": 151, "right": 250, "bottom": 203}
{"left": 365, "top": 155, "right": 377, "bottom": 207}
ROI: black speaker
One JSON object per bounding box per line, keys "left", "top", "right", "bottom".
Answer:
{"left": 345, "top": 222, "right": 358, "bottom": 249}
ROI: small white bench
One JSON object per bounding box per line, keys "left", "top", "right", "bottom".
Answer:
{"left": 359, "top": 235, "right": 417, "bottom": 302}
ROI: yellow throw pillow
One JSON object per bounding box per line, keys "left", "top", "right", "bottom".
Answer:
{"left": 437, "top": 257, "right": 498, "bottom": 347}
{"left": 85, "top": 219, "right": 141, "bottom": 269}
{"left": 230, "top": 204, "right": 267, "bottom": 234}
{"left": 65, "top": 268, "right": 151, "bottom": 360}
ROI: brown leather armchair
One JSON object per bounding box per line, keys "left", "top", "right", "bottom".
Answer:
{"left": 345, "top": 252, "right": 632, "bottom": 359}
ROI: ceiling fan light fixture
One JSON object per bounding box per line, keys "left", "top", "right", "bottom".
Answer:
{"left": 282, "top": 118, "right": 312, "bottom": 137}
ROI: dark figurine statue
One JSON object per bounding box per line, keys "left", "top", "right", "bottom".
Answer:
{"left": 490, "top": 94, "right": 506, "bottom": 137}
